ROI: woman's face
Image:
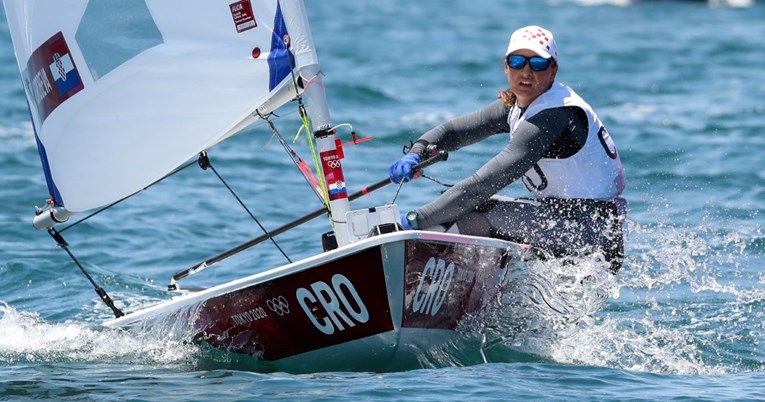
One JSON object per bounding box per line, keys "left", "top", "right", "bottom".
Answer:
{"left": 505, "top": 49, "right": 558, "bottom": 107}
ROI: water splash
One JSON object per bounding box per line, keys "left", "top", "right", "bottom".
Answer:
{"left": 477, "top": 212, "right": 764, "bottom": 375}
{"left": 3, "top": 207, "right": 761, "bottom": 375}
{"left": 0, "top": 301, "right": 198, "bottom": 366}
{"left": 482, "top": 254, "right": 617, "bottom": 357}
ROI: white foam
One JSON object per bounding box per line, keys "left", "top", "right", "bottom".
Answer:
{"left": 492, "top": 216, "right": 763, "bottom": 375}
{"left": 0, "top": 301, "right": 198, "bottom": 365}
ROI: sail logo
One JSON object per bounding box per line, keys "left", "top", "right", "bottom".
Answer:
{"left": 49, "top": 51, "right": 81, "bottom": 96}
{"left": 296, "top": 274, "right": 369, "bottom": 335}
{"left": 23, "top": 31, "right": 84, "bottom": 123}
{"left": 412, "top": 258, "right": 455, "bottom": 316}
{"left": 29, "top": 67, "right": 53, "bottom": 106}
{"left": 229, "top": 0, "right": 257, "bottom": 33}
{"left": 319, "top": 150, "right": 348, "bottom": 200}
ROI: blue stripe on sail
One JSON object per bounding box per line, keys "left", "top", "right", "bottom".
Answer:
{"left": 268, "top": 3, "right": 294, "bottom": 91}
{"left": 32, "top": 121, "right": 64, "bottom": 207}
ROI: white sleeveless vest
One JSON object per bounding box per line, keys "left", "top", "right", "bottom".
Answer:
{"left": 507, "top": 81, "right": 625, "bottom": 200}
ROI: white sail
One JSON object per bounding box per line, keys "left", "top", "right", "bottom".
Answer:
{"left": 4, "top": 0, "right": 313, "bottom": 212}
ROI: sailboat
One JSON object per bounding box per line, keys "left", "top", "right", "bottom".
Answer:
{"left": 4, "top": 0, "right": 532, "bottom": 372}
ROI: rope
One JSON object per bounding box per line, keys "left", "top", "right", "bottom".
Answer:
{"left": 390, "top": 179, "right": 407, "bottom": 205}
{"left": 279, "top": 40, "right": 330, "bottom": 211}
{"left": 260, "top": 113, "right": 326, "bottom": 206}
{"left": 421, "top": 174, "right": 454, "bottom": 188}
{"left": 48, "top": 228, "right": 124, "bottom": 318}
{"left": 202, "top": 153, "right": 292, "bottom": 264}
{"left": 389, "top": 156, "right": 452, "bottom": 204}
{"left": 297, "top": 106, "right": 330, "bottom": 210}
{"left": 300, "top": 70, "right": 326, "bottom": 90}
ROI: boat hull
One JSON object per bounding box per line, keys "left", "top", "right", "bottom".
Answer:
{"left": 104, "top": 231, "right": 528, "bottom": 371}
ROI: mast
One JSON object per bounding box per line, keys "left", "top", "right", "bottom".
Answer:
{"left": 281, "top": 1, "right": 351, "bottom": 246}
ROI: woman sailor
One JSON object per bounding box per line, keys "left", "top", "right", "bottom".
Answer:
{"left": 390, "top": 25, "right": 627, "bottom": 272}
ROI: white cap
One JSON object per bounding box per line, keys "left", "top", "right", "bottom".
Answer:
{"left": 505, "top": 25, "right": 558, "bottom": 61}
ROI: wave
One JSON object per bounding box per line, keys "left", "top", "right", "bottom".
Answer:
{"left": 549, "top": 0, "right": 754, "bottom": 7}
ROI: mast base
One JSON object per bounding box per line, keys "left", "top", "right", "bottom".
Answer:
{"left": 33, "top": 206, "right": 75, "bottom": 230}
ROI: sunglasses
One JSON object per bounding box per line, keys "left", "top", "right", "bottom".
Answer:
{"left": 506, "top": 54, "right": 553, "bottom": 72}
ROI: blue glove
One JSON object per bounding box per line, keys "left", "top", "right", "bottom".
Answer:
{"left": 400, "top": 212, "right": 413, "bottom": 230}
{"left": 389, "top": 153, "right": 421, "bottom": 184}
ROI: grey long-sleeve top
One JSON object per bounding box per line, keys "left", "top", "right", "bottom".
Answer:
{"left": 408, "top": 98, "right": 588, "bottom": 229}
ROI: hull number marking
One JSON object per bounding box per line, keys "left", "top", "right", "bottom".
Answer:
{"left": 297, "top": 274, "right": 370, "bottom": 335}
{"left": 413, "top": 257, "right": 455, "bottom": 316}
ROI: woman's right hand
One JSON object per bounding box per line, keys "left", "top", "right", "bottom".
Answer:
{"left": 388, "top": 153, "right": 421, "bottom": 183}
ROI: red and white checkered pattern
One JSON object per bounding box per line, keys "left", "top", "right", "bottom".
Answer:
{"left": 505, "top": 25, "right": 558, "bottom": 61}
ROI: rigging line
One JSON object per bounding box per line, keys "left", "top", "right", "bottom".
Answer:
{"left": 388, "top": 148, "right": 452, "bottom": 204}
{"left": 278, "top": 39, "right": 330, "bottom": 210}
{"left": 258, "top": 111, "right": 327, "bottom": 206}
{"left": 280, "top": 33, "right": 331, "bottom": 213}
{"left": 390, "top": 179, "right": 407, "bottom": 205}
{"left": 48, "top": 228, "right": 124, "bottom": 318}
{"left": 298, "top": 105, "right": 330, "bottom": 208}
{"left": 58, "top": 159, "right": 199, "bottom": 233}
{"left": 250, "top": 107, "right": 302, "bottom": 136}
{"left": 201, "top": 153, "right": 292, "bottom": 264}
{"left": 421, "top": 174, "right": 454, "bottom": 188}
{"left": 167, "top": 150, "right": 448, "bottom": 288}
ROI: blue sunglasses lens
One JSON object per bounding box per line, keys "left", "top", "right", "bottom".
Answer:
{"left": 529, "top": 57, "right": 550, "bottom": 71}
{"left": 507, "top": 55, "right": 550, "bottom": 71}
{"left": 507, "top": 55, "right": 526, "bottom": 69}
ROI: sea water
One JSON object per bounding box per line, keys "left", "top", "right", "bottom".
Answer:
{"left": 2, "top": 0, "right": 764, "bottom": 400}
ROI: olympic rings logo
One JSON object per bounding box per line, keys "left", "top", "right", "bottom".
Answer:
{"left": 325, "top": 159, "right": 342, "bottom": 169}
{"left": 267, "top": 296, "right": 290, "bottom": 316}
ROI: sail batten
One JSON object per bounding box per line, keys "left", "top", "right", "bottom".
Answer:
{"left": 4, "top": 0, "right": 310, "bottom": 213}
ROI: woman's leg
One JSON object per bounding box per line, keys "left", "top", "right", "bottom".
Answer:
{"left": 458, "top": 197, "right": 625, "bottom": 272}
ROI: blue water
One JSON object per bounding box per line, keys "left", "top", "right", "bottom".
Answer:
{"left": 2, "top": 0, "right": 765, "bottom": 400}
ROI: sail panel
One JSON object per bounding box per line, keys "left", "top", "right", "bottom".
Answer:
{"left": 4, "top": 0, "right": 304, "bottom": 212}
{"left": 268, "top": 2, "right": 292, "bottom": 91}
{"left": 75, "top": 1, "right": 164, "bottom": 82}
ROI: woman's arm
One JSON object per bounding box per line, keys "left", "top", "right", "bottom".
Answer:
{"left": 415, "top": 106, "right": 586, "bottom": 228}
{"left": 407, "top": 99, "right": 511, "bottom": 157}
